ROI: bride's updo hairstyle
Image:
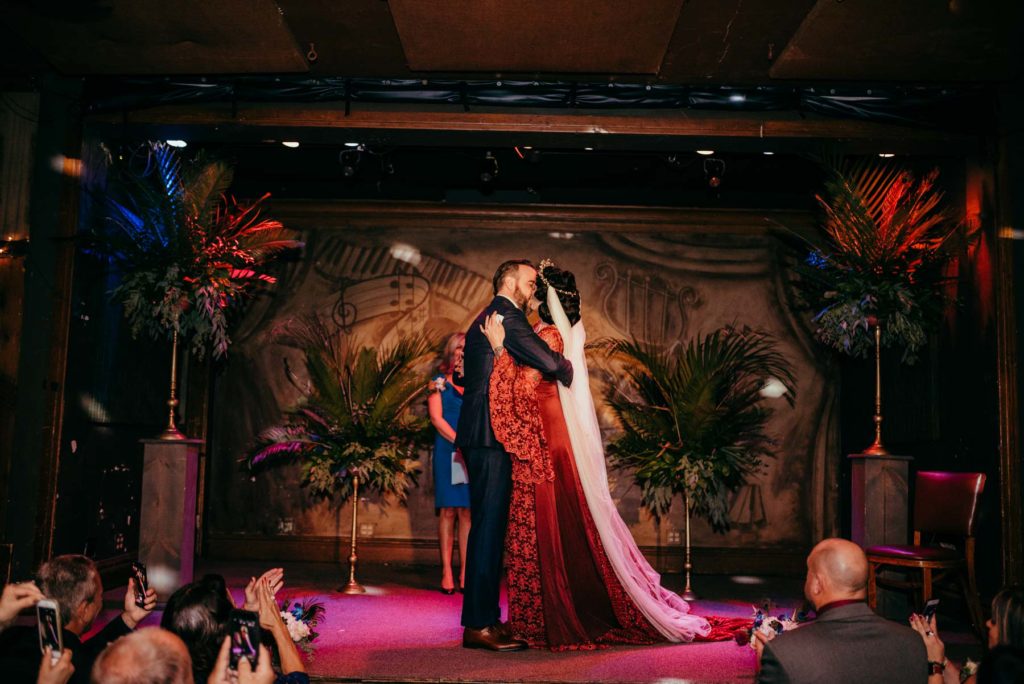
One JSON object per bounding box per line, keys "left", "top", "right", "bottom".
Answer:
{"left": 535, "top": 259, "right": 582, "bottom": 326}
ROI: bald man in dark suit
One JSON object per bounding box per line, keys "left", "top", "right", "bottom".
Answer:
{"left": 755, "top": 538, "right": 928, "bottom": 684}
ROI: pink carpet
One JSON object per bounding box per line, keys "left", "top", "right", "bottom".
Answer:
{"left": 96, "top": 561, "right": 808, "bottom": 683}
{"left": 295, "top": 584, "right": 760, "bottom": 683}
{"left": 86, "top": 559, "right": 982, "bottom": 683}
{"left": 221, "top": 562, "right": 775, "bottom": 683}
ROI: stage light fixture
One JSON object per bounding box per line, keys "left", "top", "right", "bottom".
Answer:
{"left": 344, "top": 142, "right": 361, "bottom": 147}
{"left": 704, "top": 157, "right": 726, "bottom": 189}
{"left": 878, "top": 153, "right": 896, "bottom": 158}
{"left": 479, "top": 151, "right": 499, "bottom": 183}
{"left": 696, "top": 149, "right": 715, "bottom": 156}
{"left": 282, "top": 141, "right": 300, "bottom": 148}
{"left": 763, "top": 151, "right": 775, "bottom": 156}
{"left": 165, "top": 139, "right": 187, "bottom": 148}
{"left": 339, "top": 146, "right": 364, "bottom": 178}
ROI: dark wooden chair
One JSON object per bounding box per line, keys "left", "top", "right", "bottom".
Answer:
{"left": 866, "top": 471, "right": 986, "bottom": 636}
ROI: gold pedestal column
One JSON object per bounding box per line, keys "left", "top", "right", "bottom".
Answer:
{"left": 159, "top": 330, "right": 187, "bottom": 441}
{"left": 863, "top": 323, "right": 889, "bottom": 456}
{"left": 681, "top": 491, "right": 697, "bottom": 601}
{"left": 341, "top": 476, "right": 366, "bottom": 594}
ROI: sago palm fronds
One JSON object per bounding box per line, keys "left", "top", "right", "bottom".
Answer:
{"left": 601, "top": 326, "right": 795, "bottom": 532}
{"left": 248, "top": 315, "right": 434, "bottom": 501}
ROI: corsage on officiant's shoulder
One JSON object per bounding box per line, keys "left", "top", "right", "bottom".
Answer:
{"left": 430, "top": 376, "right": 447, "bottom": 393}
{"left": 735, "top": 600, "right": 810, "bottom": 649}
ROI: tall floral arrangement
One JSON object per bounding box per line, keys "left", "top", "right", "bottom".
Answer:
{"left": 88, "top": 142, "right": 301, "bottom": 358}
{"left": 247, "top": 315, "right": 432, "bottom": 501}
{"left": 601, "top": 326, "right": 795, "bottom": 531}
{"left": 796, "top": 160, "right": 956, "bottom": 362}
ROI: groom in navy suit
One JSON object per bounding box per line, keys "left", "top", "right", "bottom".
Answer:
{"left": 456, "top": 259, "right": 574, "bottom": 651}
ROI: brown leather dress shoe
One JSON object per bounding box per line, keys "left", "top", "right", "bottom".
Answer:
{"left": 462, "top": 625, "right": 528, "bottom": 652}
{"left": 492, "top": 621, "right": 518, "bottom": 639}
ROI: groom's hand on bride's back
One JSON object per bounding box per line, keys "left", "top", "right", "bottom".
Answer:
{"left": 557, "top": 358, "right": 573, "bottom": 387}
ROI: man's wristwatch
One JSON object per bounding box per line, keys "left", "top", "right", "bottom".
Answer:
{"left": 927, "top": 659, "right": 947, "bottom": 676}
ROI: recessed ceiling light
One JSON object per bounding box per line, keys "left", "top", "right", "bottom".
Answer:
{"left": 729, "top": 94, "right": 746, "bottom": 102}
{"left": 165, "top": 140, "right": 187, "bottom": 148}
{"left": 763, "top": 151, "right": 775, "bottom": 156}
{"left": 344, "top": 142, "right": 361, "bottom": 147}
{"left": 282, "top": 141, "right": 300, "bottom": 148}
{"left": 878, "top": 153, "right": 896, "bottom": 158}
{"left": 583, "top": 147, "right": 594, "bottom": 151}
{"left": 523, "top": 146, "right": 533, "bottom": 150}
{"left": 696, "top": 150, "right": 715, "bottom": 156}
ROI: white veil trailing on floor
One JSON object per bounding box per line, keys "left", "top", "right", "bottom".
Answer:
{"left": 546, "top": 285, "right": 711, "bottom": 642}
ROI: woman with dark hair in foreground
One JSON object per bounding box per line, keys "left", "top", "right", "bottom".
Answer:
{"left": 913, "top": 586, "right": 1024, "bottom": 683}
{"left": 161, "top": 570, "right": 307, "bottom": 683}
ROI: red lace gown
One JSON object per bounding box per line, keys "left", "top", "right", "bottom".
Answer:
{"left": 490, "top": 325, "right": 663, "bottom": 650}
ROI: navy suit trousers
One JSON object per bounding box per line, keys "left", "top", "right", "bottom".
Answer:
{"left": 460, "top": 446, "right": 512, "bottom": 629}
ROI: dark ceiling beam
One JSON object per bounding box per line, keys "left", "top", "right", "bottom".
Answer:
{"left": 85, "top": 103, "right": 976, "bottom": 154}
{"left": 266, "top": 199, "right": 816, "bottom": 238}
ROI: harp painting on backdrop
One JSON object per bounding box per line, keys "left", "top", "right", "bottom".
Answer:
{"left": 594, "top": 262, "right": 702, "bottom": 349}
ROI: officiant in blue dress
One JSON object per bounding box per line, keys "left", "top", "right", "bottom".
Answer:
{"left": 428, "top": 333, "right": 470, "bottom": 595}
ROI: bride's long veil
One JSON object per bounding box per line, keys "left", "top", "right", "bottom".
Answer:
{"left": 546, "top": 287, "right": 710, "bottom": 641}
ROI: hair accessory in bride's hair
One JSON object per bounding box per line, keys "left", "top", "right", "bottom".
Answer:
{"left": 537, "top": 258, "right": 580, "bottom": 298}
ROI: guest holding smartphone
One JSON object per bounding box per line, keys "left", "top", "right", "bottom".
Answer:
{"left": 428, "top": 333, "right": 470, "bottom": 595}
{"left": 0, "top": 581, "right": 74, "bottom": 684}
{"left": 0, "top": 555, "right": 155, "bottom": 684}
{"left": 912, "top": 586, "right": 1024, "bottom": 683}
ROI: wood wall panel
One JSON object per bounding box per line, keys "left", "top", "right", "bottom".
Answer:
{"left": 389, "top": 0, "right": 684, "bottom": 74}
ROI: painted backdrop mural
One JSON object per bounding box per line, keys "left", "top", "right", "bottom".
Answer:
{"left": 207, "top": 214, "right": 836, "bottom": 567}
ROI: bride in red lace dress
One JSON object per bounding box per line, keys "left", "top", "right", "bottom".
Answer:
{"left": 483, "top": 261, "right": 743, "bottom": 650}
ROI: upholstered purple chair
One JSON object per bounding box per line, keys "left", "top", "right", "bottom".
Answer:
{"left": 865, "top": 471, "right": 986, "bottom": 635}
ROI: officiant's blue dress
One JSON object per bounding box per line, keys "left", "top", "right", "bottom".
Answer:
{"left": 433, "top": 375, "right": 470, "bottom": 508}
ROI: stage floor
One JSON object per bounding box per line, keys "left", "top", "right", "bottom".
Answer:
{"left": 95, "top": 560, "right": 980, "bottom": 684}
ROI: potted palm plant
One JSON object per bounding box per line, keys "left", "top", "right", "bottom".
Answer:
{"left": 601, "top": 326, "right": 795, "bottom": 598}
{"left": 795, "top": 159, "right": 956, "bottom": 453}
{"left": 89, "top": 142, "right": 301, "bottom": 438}
{"left": 248, "top": 315, "right": 433, "bottom": 592}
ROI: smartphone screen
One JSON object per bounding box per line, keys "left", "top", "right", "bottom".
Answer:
{"left": 131, "top": 561, "right": 148, "bottom": 608}
{"left": 228, "top": 609, "right": 260, "bottom": 671}
{"left": 922, "top": 598, "right": 939, "bottom": 620}
{"left": 36, "top": 601, "right": 62, "bottom": 659}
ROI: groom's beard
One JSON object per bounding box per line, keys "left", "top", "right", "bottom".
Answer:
{"left": 513, "top": 285, "right": 533, "bottom": 309}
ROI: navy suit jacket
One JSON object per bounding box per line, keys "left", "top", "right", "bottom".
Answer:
{"left": 454, "top": 296, "right": 572, "bottom": 450}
